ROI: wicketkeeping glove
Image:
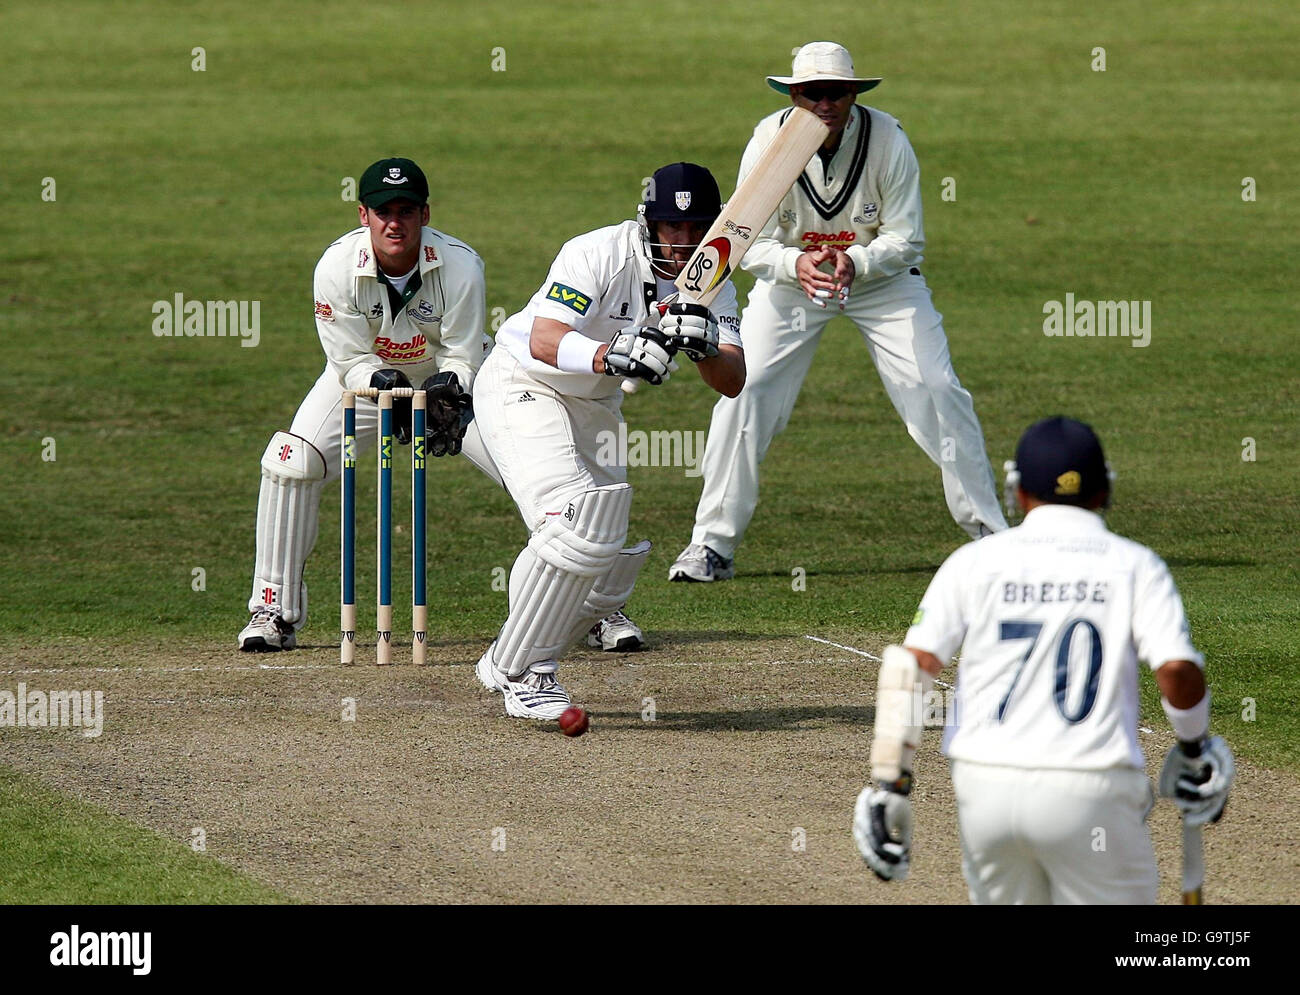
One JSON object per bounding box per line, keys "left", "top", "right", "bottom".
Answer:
{"left": 853, "top": 774, "right": 914, "bottom": 882}
{"left": 658, "top": 301, "right": 719, "bottom": 362}
{"left": 603, "top": 326, "right": 676, "bottom": 385}
{"left": 419, "top": 371, "right": 473, "bottom": 457}
{"left": 370, "top": 368, "right": 413, "bottom": 445}
{"left": 1158, "top": 736, "right": 1234, "bottom": 827}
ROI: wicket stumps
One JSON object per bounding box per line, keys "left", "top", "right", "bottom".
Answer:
{"left": 341, "top": 388, "right": 427, "bottom": 665}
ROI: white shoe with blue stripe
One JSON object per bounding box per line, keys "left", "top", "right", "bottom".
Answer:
{"left": 501, "top": 660, "right": 571, "bottom": 720}
{"left": 475, "top": 647, "right": 504, "bottom": 694}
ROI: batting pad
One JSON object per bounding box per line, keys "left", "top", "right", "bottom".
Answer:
{"left": 561, "top": 540, "right": 652, "bottom": 648}
{"left": 493, "top": 484, "right": 632, "bottom": 678}
{"left": 250, "top": 431, "right": 327, "bottom": 626}
{"left": 870, "top": 644, "right": 935, "bottom": 783}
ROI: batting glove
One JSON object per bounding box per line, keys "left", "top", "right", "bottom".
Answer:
{"left": 658, "top": 302, "right": 719, "bottom": 362}
{"left": 603, "top": 326, "right": 676, "bottom": 385}
{"left": 370, "top": 368, "right": 413, "bottom": 445}
{"left": 1158, "top": 736, "right": 1234, "bottom": 827}
{"left": 853, "top": 774, "right": 914, "bottom": 882}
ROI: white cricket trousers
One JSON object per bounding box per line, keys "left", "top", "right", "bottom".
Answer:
{"left": 950, "top": 759, "right": 1158, "bottom": 905}
{"left": 470, "top": 347, "right": 626, "bottom": 531}
{"left": 690, "top": 272, "right": 1006, "bottom": 557}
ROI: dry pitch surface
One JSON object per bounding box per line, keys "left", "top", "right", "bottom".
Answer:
{"left": 1, "top": 636, "right": 1295, "bottom": 905}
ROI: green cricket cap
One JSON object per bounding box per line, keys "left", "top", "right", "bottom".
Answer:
{"left": 359, "top": 157, "right": 429, "bottom": 207}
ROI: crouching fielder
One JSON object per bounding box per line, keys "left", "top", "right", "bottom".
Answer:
{"left": 237, "top": 158, "right": 486, "bottom": 651}
{"left": 853, "top": 417, "right": 1233, "bottom": 903}
{"left": 470, "top": 162, "right": 745, "bottom": 719}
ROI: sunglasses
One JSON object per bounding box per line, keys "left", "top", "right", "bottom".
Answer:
{"left": 797, "top": 84, "right": 853, "bottom": 102}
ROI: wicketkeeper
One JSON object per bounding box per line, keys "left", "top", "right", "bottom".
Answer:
{"left": 238, "top": 157, "right": 487, "bottom": 651}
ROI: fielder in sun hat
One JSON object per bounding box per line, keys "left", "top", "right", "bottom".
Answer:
{"left": 766, "top": 41, "right": 883, "bottom": 94}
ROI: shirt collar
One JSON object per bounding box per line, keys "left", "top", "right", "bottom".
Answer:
{"left": 353, "top": 227, "right": 442, "bottom": 278}
{"left": 417, "top": 228, "right": 444, "bottom": 274}
{"left": 1019, "top": 504, "right": 1110, "bottom": 533}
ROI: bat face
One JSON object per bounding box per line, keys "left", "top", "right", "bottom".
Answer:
{"left": 622, "top": 107, "right": 827, "bottom": 394}
{"left": 680, "top": 236, "right": 735, "bottom": 301}
{"left": 673, "top": 106, "right": 828, "bottom": 308}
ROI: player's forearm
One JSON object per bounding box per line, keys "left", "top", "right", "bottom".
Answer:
{"left": 845, "top": 230, "right": 923, "bottom": 283}
{"left": 529, "top": 317, "right": 573, "bottom": 367}
{"left": 430, "top": 352, "right": 477, "bottom": 393}
{"left": 845, "top": 136, "right": 926, "bottom": 282}
{"left": 904, "top": 646, "right": 945, "bottom": 677}
{"left": 433, "top": 324, "right": 486, "bottom": 392}
{"left": 318, "top": 321, "right": 385, "bottom": 391}
{"left": 741, "top": 239, "right": 803, "bottom": 284}
{"left": 1156, "top": 659, "right": 1207, "bottom": 710}
{"left": 436, "top": 282, "right": 488, "bottom": 391}
{"left": 530, "top": 316, "right": 605, "bottom": 375}
{"left": 696, "top": 345, "right": 745, "bottom": 397}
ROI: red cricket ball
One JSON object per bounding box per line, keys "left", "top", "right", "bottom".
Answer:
{"left": 558, "top": 706, "right": 589, "bottom": 737}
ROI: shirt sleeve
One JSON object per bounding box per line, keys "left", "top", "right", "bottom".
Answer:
{"left": 530, "top": 239, "right": 603, "bottom": 334}
{"left": 711, "top": 280, "right": 743, "bottom": 348}
{"left": 844, "top": 123, "right": 926, "bottom": 283}
{"left": 904, "top": 546, "right": 972, "bottom": 663}
{"left": 1132, "top": 551, "right": 1204, "bottom": 671}
{"left": 431, "top": 247, "right": 487, "bottom": 391}
{"left": 313, "top": 255, "right": 383, "bottom": 392}
{"left": 735, "top": 127, "right": 806, "bottom": 286}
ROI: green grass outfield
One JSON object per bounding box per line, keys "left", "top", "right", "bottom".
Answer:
{"left": 1, "top": 1, "right": 1296, "bottom": 900}
{"left": 0, "top": 768, "right": 285, "bottom": 903}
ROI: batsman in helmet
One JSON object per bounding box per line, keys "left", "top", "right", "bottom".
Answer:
{"left": 464, "top": 162, "right": 746, "bottom": 719}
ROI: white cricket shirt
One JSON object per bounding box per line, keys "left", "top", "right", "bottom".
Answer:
{"left": 313, "top": 226, "right": 488, "bottom": 392}
{"left": 740, "top": 105, "right": 926, "bottom": 287}
{"left": 905, "top": 505, "right": 1203, "bottom": 771}
{"left": 495, "top": 220, "right": 741, "bottom": 399}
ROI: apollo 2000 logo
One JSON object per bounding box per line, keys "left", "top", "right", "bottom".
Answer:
{"left": 682, "top": 236, "right": 734, "bottom": 298}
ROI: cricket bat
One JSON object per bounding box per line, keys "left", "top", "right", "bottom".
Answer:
{"left": 622, "top": 106, "right": 830, "bottom": 393}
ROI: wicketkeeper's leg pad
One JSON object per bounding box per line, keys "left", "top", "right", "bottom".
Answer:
{"left": 493, "top": 484, "right": 632, "bottom": 678}
{"left": 870, "top": 644, "right": 936, "bottom": 784}
{"left": 249, "top": 431, "right": 326, "bottom": 626}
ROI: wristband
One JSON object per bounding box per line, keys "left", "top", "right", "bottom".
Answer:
{"left": 1162, "top": 690, "right": 1210, "bottom": 743}
{"left": 554, "top": 331, "right": 602, "bottom": 374}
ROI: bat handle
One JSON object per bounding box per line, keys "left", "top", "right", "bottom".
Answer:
{"left": 620, "top": 358, "right": 681, "bottom": 395}
{"left": 1181, "top": 820, "right": 1205, "bottom": 904}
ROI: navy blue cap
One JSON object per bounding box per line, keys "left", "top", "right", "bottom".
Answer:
{"left": 643, "top": 162, "right": 722, "bottom": 222}
{"left": 1014, "top": 416, "right": 1109, "bottom": 506}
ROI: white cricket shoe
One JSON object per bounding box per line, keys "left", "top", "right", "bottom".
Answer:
{"left": 586, "top": 610, "right": 644, "bottom": 652}
{"left": 668, "top": 543, "right": 734, "bottom": 582}
{"left": 475, "top": 645, "right": 504, "bottom": 694}
{"left": 501, "top": 661, "right": 572, "bottom": 720}
{"left": 237, "top": 606, "right": 296, "bottom": 652}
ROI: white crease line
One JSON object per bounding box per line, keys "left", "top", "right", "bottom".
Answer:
{"left": 804, "top": 635, "right": 955, "bottom": 691}
{"left": 108, "top": 698, "right": 447, "bottom": 708}
{"left": 803, "top": 635, "right": 882, "bottom": 662}
{"left": 0, "top": 663, "right": 338, "bottom": 676}
{"left": 623, "top": 657, "right": 841, "bottom": 670}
